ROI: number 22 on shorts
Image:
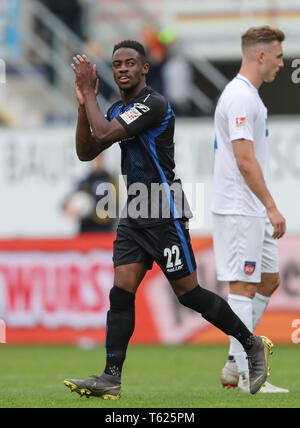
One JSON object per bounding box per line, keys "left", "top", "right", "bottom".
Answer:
{"left": 164, "top": 245, "right": 182, "bottom": 269}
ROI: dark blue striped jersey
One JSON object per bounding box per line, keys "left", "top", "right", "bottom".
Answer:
{"left": 106, "top": 86, "right": 192, "bottom": 228}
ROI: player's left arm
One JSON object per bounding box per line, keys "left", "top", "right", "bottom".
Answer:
{"left": 72, "top": 55, "right": 128, "bottom": 145}
{"left": 227, "top": 91, "right": 286, "bottom": 239}
{"left": 232, "top": 139, "right": 286, "bottom": 239}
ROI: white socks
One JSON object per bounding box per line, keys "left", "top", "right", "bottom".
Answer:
{"left": 252, "top": 293, "right": 270, "bottom": 329}
{"left": 228, "top": 292, "right": 270, "bottom": 374}
{"left": 228, "top": 294, "right": 253, "bottom": 373}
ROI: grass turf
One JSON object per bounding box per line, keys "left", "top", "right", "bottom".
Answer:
{"left": 0, "top": 344, "right": 299, "bottom": 408}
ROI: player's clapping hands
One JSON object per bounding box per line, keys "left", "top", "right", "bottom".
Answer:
{"left": 71, "top": 55, "right": 99, "bottom": 105}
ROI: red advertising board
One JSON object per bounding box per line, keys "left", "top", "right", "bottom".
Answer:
{"left": 0, "top": 235, "right": 299, "bottom": 345}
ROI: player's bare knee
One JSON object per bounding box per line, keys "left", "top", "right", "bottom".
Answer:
{"left": 241, "top": 284, "right": 257, "bottom": 299}
{"left": 170, "top": 272, "right": 198, "bottom": 297}
{"left": 114, "top": 263, "right": 147, "bottom": 293}
{"left": 230, "top": 281, "right": 257, "bottom": 299}
{"left": 172, "top": 283, "right": 192, "bottom": 297}
{"left": 246, "top": 285, "right": 257, "bottom": 299}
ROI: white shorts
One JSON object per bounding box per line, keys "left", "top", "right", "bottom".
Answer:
{"left": 212, "top": 213, "right": 279, "bottom": 283}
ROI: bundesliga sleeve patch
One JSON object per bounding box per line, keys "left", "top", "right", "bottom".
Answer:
{"left": 119, "top": 107, "right": 142, "bottom": 125}
{"left": 235, "top": 117, "right": 246, "bottom": 128}
{"left": 244, "top": 261, "right": 256, "bottom": 275}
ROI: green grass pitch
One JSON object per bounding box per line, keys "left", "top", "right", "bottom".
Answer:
{"left": 0, "top": 344, "right": 299, "bottom": 408}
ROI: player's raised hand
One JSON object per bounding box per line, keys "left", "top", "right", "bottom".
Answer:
{"left": 267, "top": 205, "right": 286, "bottom": 239}
{"left": 74, "top": 72, "right": 99, "bottom": 106}
{"left": 71, "top": 55, "right": 99, "bottom": 103}
{"left": 74, "top": 75, "right": 85, "bottom": 106}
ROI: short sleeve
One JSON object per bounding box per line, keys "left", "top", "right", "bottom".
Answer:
{"left": 115, "top": 95, "right": 166, "bottom": 137}
{"left": 105, "top": 105, "right": 114, "bottom": 122}
{"left": 226, "top": 91, "right": 257, "bottom": 142}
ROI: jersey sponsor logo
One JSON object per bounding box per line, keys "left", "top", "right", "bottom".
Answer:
{"left": 235, "top": 117, "right": 246, "bottom": 128}
{"left": 244, "top": 261, "right": 256, "bottom": 275}
{"left": 133, "top": 103, "right": 150, "bottom": 113}
{"left": 119, "top": 107, "right": 142, "bottom": 124}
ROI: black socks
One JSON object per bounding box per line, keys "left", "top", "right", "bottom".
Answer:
{"left": 104, "top": 284, "right": 255, "bottom": 379}
{"left": 104, "top": 286, "right": 136, "bottom": 378}
{"left": 178, "top": 285, "right": 254, "bottom": 351}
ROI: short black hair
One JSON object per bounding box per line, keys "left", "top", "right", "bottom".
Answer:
{"left": 112, "top": 40, "right": 147, "bottom": 63}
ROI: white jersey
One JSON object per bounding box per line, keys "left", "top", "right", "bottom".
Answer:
{"left": 212, "top": 74, "right": 270, "bottom": 217}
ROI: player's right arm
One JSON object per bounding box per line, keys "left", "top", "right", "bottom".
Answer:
{"left": 232, "top": 139, "right": 286, "bottom": 239}
{"left": 75, "top": 105, "right": 113, "bottom": 161}
{"left": 74, "top": 73, "right": 115, "bottom": 161}
{"left": 72, "top": 56, "right": 129, "bottom": 161}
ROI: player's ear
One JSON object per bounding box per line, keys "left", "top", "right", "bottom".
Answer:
{"left": 141, "top": 62, "right": 150, "bottom": 76}
{"left": 257, "top": 49, "right": 265, "bottom": 64}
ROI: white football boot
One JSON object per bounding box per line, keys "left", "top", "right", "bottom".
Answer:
{"left": 238, "top": 371, "right": 250, "bottom": 393}
{"left": 259, "top": 382, "right": 289, "bottom": 393}
{"left": 221, "top": 357, "right": 239, "bottom": 388}
{"left": 221, "top": 357, "right": 289, "bottom": 393}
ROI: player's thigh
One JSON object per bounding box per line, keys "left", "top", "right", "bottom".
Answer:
{"left": 149, "top": 220, "right": 197, "bottom": 295}
{"left": 213, "top": 214, "right": 265, "bottom": 283}
{"left": 113, "top": 225, "right": 153, "bottom": 293}
{"left": 169, "top": 271, "right": 198, "bottom": 296}
{"left": 114, "top": 262, "right": 148, "bottom": 294}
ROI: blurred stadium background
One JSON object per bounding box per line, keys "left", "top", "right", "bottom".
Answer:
{"left": 0, "top": 0, "right": 299, "bottom": 350}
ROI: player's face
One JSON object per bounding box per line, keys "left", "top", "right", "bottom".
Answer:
{"left": 262, "top": 41, "right": 284, "bottom": 83}
{"left": 112, "top": 48, "right": 149, "bottom": 92}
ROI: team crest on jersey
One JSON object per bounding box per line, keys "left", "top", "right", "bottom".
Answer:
{"left": 120, "top": 107, "right": 142, "bottom": 124}
{"left": 244, "top": 261, "right": 256, "bottom": 275}
{"left": 235, "top": 117, "right": 246, "bottom": 128}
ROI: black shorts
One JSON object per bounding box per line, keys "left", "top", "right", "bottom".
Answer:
{"left": 113, "top": 220, "right": 197, "bottom": 281}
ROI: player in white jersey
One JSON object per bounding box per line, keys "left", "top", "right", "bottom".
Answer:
{"left": 212, "top": 26, "right": 289, "bottom": 393}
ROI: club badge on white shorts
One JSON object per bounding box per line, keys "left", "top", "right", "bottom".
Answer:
{"left": 244, "top": 261, "right": 256, "bottom": 275}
